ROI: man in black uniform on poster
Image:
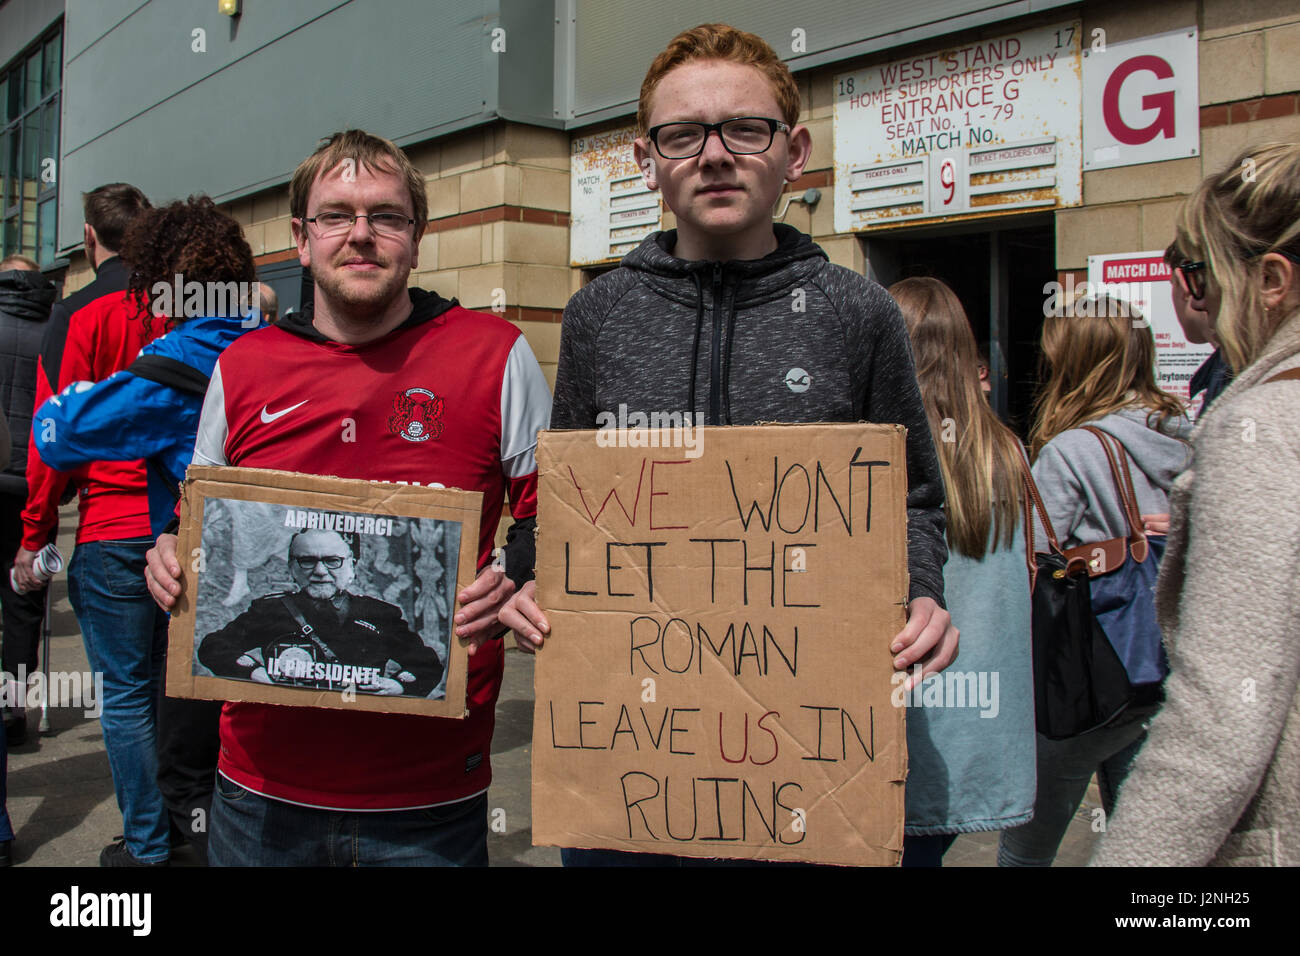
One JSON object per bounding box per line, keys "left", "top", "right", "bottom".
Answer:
{"left": 198, "top": 528, "right": 443, "bottom": 697}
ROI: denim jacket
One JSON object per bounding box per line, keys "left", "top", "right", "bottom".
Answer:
{"left": 904, "top": 518, "right": 1036, "bottom": 834}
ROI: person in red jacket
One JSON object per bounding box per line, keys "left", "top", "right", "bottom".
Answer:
{"left": 13, "top": 183, "right": 173, "bottom": 867}
{"left": 146, "top": 130, "right": 550, "bottom": 866}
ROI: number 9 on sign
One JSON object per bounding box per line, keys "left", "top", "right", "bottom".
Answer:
{"left": 929, "top": 154, "right": 964, "bottom": 214}
{"left": 939, "top": 158, "right": 956, "bottom": 206}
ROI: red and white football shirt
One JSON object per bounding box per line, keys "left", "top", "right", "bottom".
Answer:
{"left": 192, "top": 293, "right": 550, "bottom": 809}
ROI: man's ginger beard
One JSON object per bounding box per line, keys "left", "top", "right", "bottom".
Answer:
{"left": 315, "top": 246, "right": 409, "bottom": 318}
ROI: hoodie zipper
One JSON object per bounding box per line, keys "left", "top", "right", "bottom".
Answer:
{"left": 708, "top": 263, "right": 724, "bottom": 425}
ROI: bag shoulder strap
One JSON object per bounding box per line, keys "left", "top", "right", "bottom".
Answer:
{"left": 1013, "top": 442, "right": 1063, "bottom": 586}
{"left": 1263, "top": 367, "right": 1300, "bottom": 385}
{"left": 128, "top": 353, "right": 211, "bottom": 397}
{"left": 1080, "top": 426, "right": 1149, "bottom": 562}
{"left": 279, "top": 594, "right": 340, "bottom": 663}
{"left": 147, "top": 458, "right": 181, "bottom": 504}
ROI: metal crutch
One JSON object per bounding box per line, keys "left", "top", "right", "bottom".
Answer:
{"left": 38, "top": 583, "right": 51, "bottom": 733}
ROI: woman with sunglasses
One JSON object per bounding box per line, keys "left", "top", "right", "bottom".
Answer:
{"left": 998, "top": 293, "right": 1193, "bottom": 867}
{"left": 1167, "top": 244, "right": 1233, "bottom": 414}
{"left": 1092, "top": 144, "right": 1300, "bottom": 867}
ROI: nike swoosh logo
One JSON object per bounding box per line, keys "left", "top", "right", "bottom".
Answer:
{"left": 261, "top": 400, "right": 308, "bottom": 424}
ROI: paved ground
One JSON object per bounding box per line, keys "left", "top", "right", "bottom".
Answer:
{"left": 4, "top": 509, "right": 1099, "bottom": 867}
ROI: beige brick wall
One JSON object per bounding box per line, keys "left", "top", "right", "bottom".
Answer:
{"left": 1082, "top": 158, "right": 1201, "bottom": 206}
{"left": 1202, "top": 0, "right": 1300, "bottom": 36}
{"left": 1085, "top": 0, "right": 1198, "bottom": 46}
{"left": 1265, "top": 21, "right": 1300, "bottom": 94}
{"left": 1138, "top": 197, "right": 1186, "bottom": 251}
{"left": 221, "top": 186, "right": 294, "bottom": 258}
{"left": 1200, "top": 31, "right": 1265, "bottom": 104}
{"left": 410, "top": 120, "right": 570, "bottom": 374}
{"left": 515, "top": 319, "right": 563, "bottom": 386}
{"left": 1056, "top": 203, "right": 1141, "bottom": 267}
{"left": 60, "top": 251, "right": 94, "bottom": 296}
{"left": 1200, "top": 112, "right": 1300, "bottom": 177}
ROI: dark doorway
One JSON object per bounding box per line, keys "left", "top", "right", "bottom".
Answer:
{"left": 864, "top": 214, "right": 1056, "bottom": 438}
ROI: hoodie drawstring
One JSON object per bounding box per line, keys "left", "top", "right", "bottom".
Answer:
{"left": 688, "top": 270, "right": 704, "bottom": 424}
{"left": 722, "top": 289, "right": 737, "bottom": 426}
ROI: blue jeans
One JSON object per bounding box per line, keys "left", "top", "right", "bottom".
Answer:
{"left": 0, "top": 718, "right": 12, "bottom": 842}
{"left": 68, "top": 538, "right": 169, "bottom": 863}
{"left": 209, "top": 773, "right": 489, "bottom": 866}
{"left": 997, "top": 702, "right": 1159, "bottom": 867}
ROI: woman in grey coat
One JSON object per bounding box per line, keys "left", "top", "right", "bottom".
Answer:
{"left": 998, "top": 294, "right": 1192, "bottom": 867}
{"left": 1093, "top": 143, "right": 1300, "bottom": 867}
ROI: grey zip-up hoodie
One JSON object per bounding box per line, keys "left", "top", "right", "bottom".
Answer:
{"left": 551, "top": 225, "right": 947, "bottom": 606}
{"left": 1031, "top": 406, "right": 1194, "bottom": 548}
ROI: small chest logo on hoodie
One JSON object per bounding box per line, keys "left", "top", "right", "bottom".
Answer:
{"left": 784, "top": 368, "right": 812, "bottom": 393}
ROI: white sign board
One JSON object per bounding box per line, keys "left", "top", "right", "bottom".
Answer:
{"left": 1087, "top": 249, "right": 1216, "bottom": 418}
{"left": 834, "top": 20, "right": 1083, "bottom": 232}
{"left": 1082, "top": 27, "right": 1199, "bottom": 170}
{"left": 570, "top": 126, "right": 662, "bottom": 267}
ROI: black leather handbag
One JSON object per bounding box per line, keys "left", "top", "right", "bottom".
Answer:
{"left": 1016, "top": 445, "right": 1136, "bottom": 740}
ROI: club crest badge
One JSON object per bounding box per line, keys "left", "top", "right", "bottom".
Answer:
{"left": 387, "top": 387, "right": 445, "bottom": 443}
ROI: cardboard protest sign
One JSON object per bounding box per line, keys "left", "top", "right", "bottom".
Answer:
{"left": 531, "top": 423, "right": 908, "bottom": 866}
{"left": 167, "top": 466, "right": 481, "bottom": 718}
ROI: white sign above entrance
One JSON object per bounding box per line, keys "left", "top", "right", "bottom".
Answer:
{"left": 834, "top": 20, "right": 1083, "bottom": 232}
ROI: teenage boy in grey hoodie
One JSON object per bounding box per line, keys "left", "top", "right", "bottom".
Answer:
{"left": 499, "top": 25, "right": 957, "bottom": 838}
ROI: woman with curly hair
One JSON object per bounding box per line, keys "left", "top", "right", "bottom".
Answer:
{"left": 1092, "top": 144, "right": 1300, "bottom": 866}
{"left": 37, "top": 196, "right": 258, "bottom": 524}
{"left": 33, "top": 195, "right": 259, "bottom": 864}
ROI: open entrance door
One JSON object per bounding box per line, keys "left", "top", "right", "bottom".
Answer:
{"left": 863, "top": 214, "right": 1056, "bottom": 437}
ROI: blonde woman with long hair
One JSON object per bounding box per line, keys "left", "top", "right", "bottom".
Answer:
{"left": 998, "top": 294, "right": 1193, "bottom": 867}
{"left": 1093, "top": 144, "right": 1300, "bottom": 866}
{"left": 890, "top": 277, "right": 1036, "bottom": 867}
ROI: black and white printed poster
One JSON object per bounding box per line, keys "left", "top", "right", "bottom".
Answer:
{"left": 167, "top": 467, "right": 482, "bottom": 718}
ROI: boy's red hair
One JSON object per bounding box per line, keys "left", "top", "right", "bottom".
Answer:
{"left": 638, "top": 23, "right": 801, "bottom": 135}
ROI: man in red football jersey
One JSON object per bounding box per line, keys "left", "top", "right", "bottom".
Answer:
{"left": 145, "top": 130, "right": 550, "bottom": 866}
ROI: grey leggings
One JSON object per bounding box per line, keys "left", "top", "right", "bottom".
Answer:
{"left": 997, "top": 703, "right": 1160, "bottom": 866}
